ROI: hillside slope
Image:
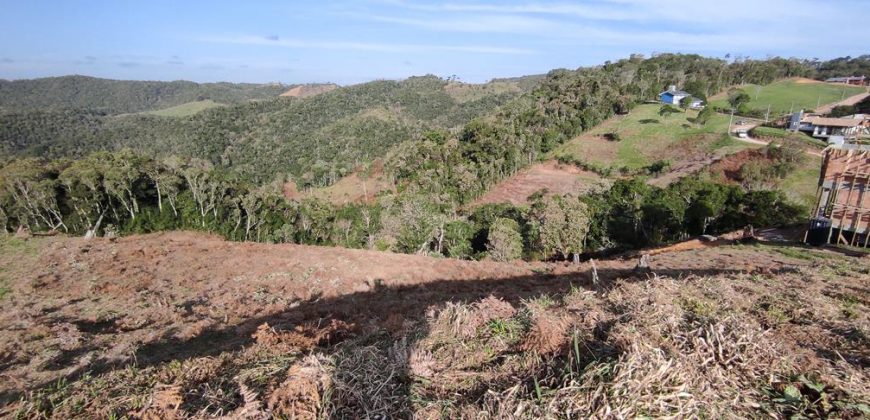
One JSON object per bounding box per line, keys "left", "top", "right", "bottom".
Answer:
{"left": 708, "top": 78, "right": 866, "bottom": 114}
{"left": 0, "top": 75, "right": 528, "bottom": 183}
{"left": 0, "top": 75, "right": 289, "bottom": 114}
{"left": 0, "top": 232, "right": 867, "bottom": 417}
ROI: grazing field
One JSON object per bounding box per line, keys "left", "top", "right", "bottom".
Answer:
{"left": 0, "top": 232, "right": 867, "bottom": 418}
{"left": 143, "top": 99, "right": 225, "bottom": 117}
{"left": 554, "top": 104, "right": 750, "bottom": 171}
{"left": 709, "top": 79, "right": 866, "bottom": 114}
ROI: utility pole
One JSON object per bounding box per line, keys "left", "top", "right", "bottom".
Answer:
{"left": 765, "top": 104, "right": 771, "bottom": 123}
{"left": 728, "top": 108, "right": 734, "bottom": 135}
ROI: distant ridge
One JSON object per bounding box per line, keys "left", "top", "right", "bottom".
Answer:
{"left": 280, "top": 83, "right": 339, "bottom": 98}
{"left": 0, "top": 75, "right": 288, "bottom": 114}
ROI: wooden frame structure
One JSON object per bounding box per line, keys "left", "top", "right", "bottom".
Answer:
{"left": 808, "top": 145, "right": 870, "bottom": 247}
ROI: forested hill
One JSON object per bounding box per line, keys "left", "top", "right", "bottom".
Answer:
{"left": 0, "top": 55, "right": 823, "bottom": 187}
{"left": 0, "top": 75, "right": 289, "bottom": 114}
{"left": 0, "top": 53, "right": 834, "bottom": 261}
{"left": 0, "top": 75, "right": 531, "bottom": 185}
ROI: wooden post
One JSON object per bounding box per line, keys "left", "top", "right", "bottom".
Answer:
{"left": 727, "top": 108, "right": 734, "bottom": 135}
{"left": 836, "top": 151, "right": 859, "bottom": 245}
{"left": 848, "top": 160, "right": 868, "bottom": 246}
{"left": 827, "top": 150, "right": 854, "bottom": 244}
{"left": 590, "top": 258, "right": 599, "bottom": 285}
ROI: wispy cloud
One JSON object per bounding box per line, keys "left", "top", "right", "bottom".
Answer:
{"left": 376, "top": 0, "right": 820, "bottom": 23}
{"left": 374, "top": 0, "right": 646, "bottom": 21}
{"left": 361, "top": 0, "right": 855, "bottom": 53}
{"left": 367, "top": 13, "right": 556, "bottom": 33}
{"left": 200, "top": 35, "right": 534, "bottom": 55}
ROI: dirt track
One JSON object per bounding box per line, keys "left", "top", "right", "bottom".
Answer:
{"left": 815, "top": 90, "right": 869, "bottom": 114}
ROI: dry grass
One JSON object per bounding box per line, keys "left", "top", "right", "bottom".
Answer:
{"left": 3, "top": 235, "right": 869, "bottom": 419}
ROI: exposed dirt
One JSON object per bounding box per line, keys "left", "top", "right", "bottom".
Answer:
{"left": 305, "top": 161, "right": 393, "bottom": 205}
{"left": 1, "top": 232, "right": 868, "bottom": 418}
{"left": 816, "top": 91, "right": 870, "bottom": 115}
{"left": 472, "top": 160, "right": 605, "bottom": 206}
{"left": 280, "top": 84, "right": 338, "bottom": 98}
{"left": 283, "top": 161, "right": 392, "bottom": 205}
{"left": 793, "top": 77, "right": 823, "bottom": 85}
{"left": 705, "top": 148, "right": 765, "bottom": 183}
{"left": 647, "top": 153, "right": 721, "bottom": 187}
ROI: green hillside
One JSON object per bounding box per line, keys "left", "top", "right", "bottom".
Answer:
{"left": 0, "top": 75, "right": 528, "bottom": 185}
{"left": 554, "top": 104, "right": 750, "bottom": 171}
{"left": 142, "top": 99, "right": 226, "bottom": 117}
{"left": 0, "top": 75, "right": 287, "bottom": 114}
{"left": 709, "top": 79, "right": 865, "bottom": 114}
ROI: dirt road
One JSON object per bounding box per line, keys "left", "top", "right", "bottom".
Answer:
{"left": 815, "top": 90, "right": 869, "bottom": 114}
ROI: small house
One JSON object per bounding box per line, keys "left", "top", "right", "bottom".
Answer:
{"left": 824, "top": 76, "right": 868, "bottom": 86}
{"left": 800, "top": 116, "right": 863, "bottom": 139}
{"left": 658, "top": 85, "right": 690, "bottom": 105}
{"left": 658, "top": 85, "right": 704, "bottom": 108}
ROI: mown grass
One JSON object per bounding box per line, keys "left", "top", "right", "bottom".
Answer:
{"left": 554, "top": 104, "right": 749, "bottom": 170}
{"left": 709, "top": 80, "right": 865, "bottom": 114}
{"left": 751, "top": 126, "right": 824, "bottom": 148}
{"left": 143, "top": 100, "right": 225, "bottom": 117}
{"left": 780, "top": 156, "right": 822, "bottom": 209}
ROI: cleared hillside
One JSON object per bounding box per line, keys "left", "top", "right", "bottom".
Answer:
{"left": 142, "top": 99, "right": 225, "bottom": 117}
{"left": 472, "top": 160, "right": 605, "bottom": 206}
{"left": 709, "top": 78, "right": 866, "bottom": 114}
{"left": 554, "top": 104, "right": 754, "bottom": 173}
{"left": 0, "top": 232, "right": 867, "bottom": 417}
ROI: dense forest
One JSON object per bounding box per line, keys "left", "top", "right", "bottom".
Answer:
{"left": 0, "top": 149, "right": 804, "bottom": 261}
{"left": 0, "top": 75, "right": 532, "bottom": 184}
{"left": 1, "top": 53, "right": 827, "bottom": 261}
{"left": 814, "top": 55, "right": 870, "bottom": 80}
{"left": 0, "top": 75, "right": 289, "bottom": 114}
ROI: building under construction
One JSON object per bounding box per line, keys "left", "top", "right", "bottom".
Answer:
{"left": 807, "top": 144, "right": 870, "bottom": 247}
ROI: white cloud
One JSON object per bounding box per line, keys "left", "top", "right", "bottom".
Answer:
{"left": 359, "top": 0, "right": 868, "bottom": 56}
{"left": 376, "top": 0, "right": 825, "bottom": 23}
{"left": 199, "top": 35, "right": 534, "bottom": 55}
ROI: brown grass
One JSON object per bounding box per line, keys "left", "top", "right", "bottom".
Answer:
{"left": 1, "top": 233, "right": 868, "bottom": 418}
{"left": 473, "top": 160, "right": 605, "bottom": 206}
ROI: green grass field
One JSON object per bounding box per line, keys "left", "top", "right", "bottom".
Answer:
{"left": 144, "top": 99, "right": 225, "bottom": 117}
{"left": 780, "top": 156, "right": 822, "bottom": 209}
{"left": 709, "top": 79, "right": 865, "bottom": 115}
{"left": 750, "top": 126, "right": 825, "bottom": 149}
{"left": 554, "top": 104, "right": 751, "bottom": 170}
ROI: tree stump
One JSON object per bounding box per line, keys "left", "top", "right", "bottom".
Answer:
{"left": 15, "top": 226, "right": 31, "bottom": 240}
{"left": 634, "top": 253, "right": 652, "bottom": 275}
{"left": 590, "top": 258, "right": 599, "bottom": 285}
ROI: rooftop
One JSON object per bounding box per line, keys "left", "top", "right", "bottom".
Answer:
{"left": 803, "top": 117, "right": 863, "bottom": 127}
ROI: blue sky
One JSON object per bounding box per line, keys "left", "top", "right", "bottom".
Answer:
{"left": 0, "top": 0, "right": 867, "bottom": 85}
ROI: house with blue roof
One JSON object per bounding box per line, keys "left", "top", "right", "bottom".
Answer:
{"left": 659, "top": 85, "right": 703, "bottom": 108}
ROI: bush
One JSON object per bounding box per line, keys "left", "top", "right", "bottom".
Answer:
{"left": 604, "top": 132, "right": 622, "bottom": 142}
{"left": 486, "top": 218, "right": 523, "bottom": 262}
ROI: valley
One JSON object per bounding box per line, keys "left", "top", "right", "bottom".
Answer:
{"left": 2, "top": 52, "right": 870, "bottom": 418}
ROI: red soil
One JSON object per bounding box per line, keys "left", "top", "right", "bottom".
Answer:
{"left": 473, "top": 160, "right": 604, "bottom": 207}
{"left": 0, "top": 230, "right": 821, "bottom": 402}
